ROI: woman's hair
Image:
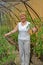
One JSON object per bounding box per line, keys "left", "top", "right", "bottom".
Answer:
{"left": 19, "top": 11, "right": 26, "bottom": 17}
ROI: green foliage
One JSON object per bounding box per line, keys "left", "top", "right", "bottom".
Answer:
{"left": 33, "top": 38, "right": 43, "bottom": 57}
{"left": 33, "top": 25, "right": 43, "bottom": 57}
{"left": 31, "top": 18, "right": 43, "bottom": 57}
{"left": 0, "top": 10, "right": 43, "bottom": 63}
{"left": 0, "top": 26, "right": 16, "bottom": 65}
{"left": 30, "top": 33, "right": 37, "bottom": 44}
{"left": 10, "top": 32, "right": 18, "bottom": 43}
{"left": 26, "top": 14, "right": 43, "bottom": 57}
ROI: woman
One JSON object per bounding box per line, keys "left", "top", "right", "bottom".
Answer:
{"left": 4, "top": 12, "right": 37, "bottom": 65}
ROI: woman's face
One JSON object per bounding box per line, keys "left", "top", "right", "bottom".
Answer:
{"left": 20, "top": 14, "right": 26, "bottom": 23}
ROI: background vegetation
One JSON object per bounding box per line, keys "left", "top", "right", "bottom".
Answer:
{"left": 0, "top": 1, "right": 43, "bottom": 65}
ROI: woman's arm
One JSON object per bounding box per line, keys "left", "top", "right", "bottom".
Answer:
{"left": 28, "top": 27, "right": 38, "bottom": 35}
{"left": 32, "top": 27, "right": 38, "bottom": 33}
{"left": 4, "top": 24, "right": 18, "bottom": 37}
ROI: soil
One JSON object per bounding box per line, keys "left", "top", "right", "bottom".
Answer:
{"left": 14, "top": 50, "right": 43, "bottom": 65}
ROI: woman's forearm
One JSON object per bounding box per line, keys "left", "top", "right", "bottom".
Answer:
{"left": 6, "top": 30, "right": 15, "bottom": 35}
{"left": 32, "top": 27, "right": 38, "bottom": 33}
{"left": 27, "top": 29, "right": 33, "bottom": 35}
{"left": 4, "top": 24, "right": 18, "bottom": 36}
{"left": 4, "top": 29, "right": 16, "bottom": 36}
{"left": 28, "top": 27, "right": 38, "bottom": 35}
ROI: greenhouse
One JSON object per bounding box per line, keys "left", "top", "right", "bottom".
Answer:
{"left": 0, "top": 0, "right": 43, "bottom": 65}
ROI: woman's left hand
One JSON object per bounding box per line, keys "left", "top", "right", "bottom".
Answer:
{"left": 32, "top": 27, "right": 38, "bottom": 33}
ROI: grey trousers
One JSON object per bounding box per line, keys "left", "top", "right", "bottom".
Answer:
{"left": 18, "top": 39, "right": 30, "bottom": 65}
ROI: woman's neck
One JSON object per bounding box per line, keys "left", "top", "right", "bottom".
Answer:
{"left": 21, "top": 21, "right": 27, "bottom": 26}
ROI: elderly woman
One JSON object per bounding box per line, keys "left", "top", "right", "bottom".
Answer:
{"left": 4, "top": 12, "right": 37, "bottom": 65}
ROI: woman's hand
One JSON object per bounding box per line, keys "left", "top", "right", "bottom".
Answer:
{"left": 4, "top": 24, "right": 18, "bottom": 37}
{"left": 27, "top": 27, "right": 38, "bottom": 35}
{"left": 27, "top": 29, "right": 33, "bottom": 35}
{"left": 4, "top": 33, "right": 9, "bottom": 37}
{"left": 32, "top": 27, "right": 38, "bottom": 33}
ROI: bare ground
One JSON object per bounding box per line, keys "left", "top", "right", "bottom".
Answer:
{"left": 14, "top": 50, "right": 43, "bottom": 65}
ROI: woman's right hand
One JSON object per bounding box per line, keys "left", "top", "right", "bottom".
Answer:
{"left": 4, "top": 33, "right": 9, "bottom": 37}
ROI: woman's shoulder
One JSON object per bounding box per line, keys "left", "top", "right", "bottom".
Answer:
{"left": 18, "top": 22, "right": 21, "bottom": 24}
{"left": 18, "top": 22, "right": 21, "bottom": 26}
{"left": 27, "top": 21, "right": 30, "bottom": 24}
